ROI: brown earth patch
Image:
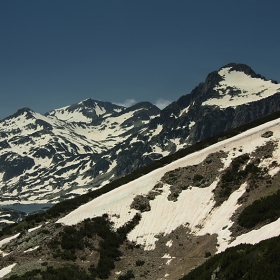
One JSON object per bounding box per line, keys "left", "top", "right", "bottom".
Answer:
{"left": 110, "top": 226, "right": 218, "bottom": 280}
{"left": 0, "top": 221, "right": 101, "bottom": 278}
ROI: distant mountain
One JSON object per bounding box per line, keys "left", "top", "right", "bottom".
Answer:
{"left": 1, "top": 109, "right": 280, "bottom": 279}
{"left": 46, "top": 98, "right": 125, "bottom": 123}
{"left": 0, "top": 63, "right": 280, "bottom": 204}
{"left": 0, "top": 100, "right": 160, "bottom": 204}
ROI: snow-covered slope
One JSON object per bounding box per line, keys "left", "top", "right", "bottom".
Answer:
{"left": 58, "top": 117, "right": 280, "bottom": 253}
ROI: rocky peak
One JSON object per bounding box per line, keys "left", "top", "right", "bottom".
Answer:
{"left": 2, "top": 107, "right": 35, "bottom": 122}
{"left": 219, "top": 62, "right": 267, "bottom": 80}
{"left": 46, "top": 99, "right": 124, "bottom": 123}
{"left": 202, "top": 70, "right": 224, "bottom": 92}
{"left": 221, "top": 62, "right": 255, "bottom": 74}
{"left": 79, "top": 98, "right": 124, "bottom": 112}
{"left": 123, "top": 101, "right": 160, "bottom": 114}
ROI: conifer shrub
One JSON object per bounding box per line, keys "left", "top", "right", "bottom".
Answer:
{"left": 238, "top": 190, "right": 280, "bottom": 229}
{"left": 135, "top": 259, "right": 145, "bottom": 266}
{"left": 180, "top": 235, "right": 280, "bottom": 280}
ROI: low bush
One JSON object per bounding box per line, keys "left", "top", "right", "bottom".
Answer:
{"left": 238, "top": 190, "right": 280, "bottom": 229}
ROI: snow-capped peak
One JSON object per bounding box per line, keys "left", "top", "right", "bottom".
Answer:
{"left": 202, "top": 65, "right": 280, "bottom": 108}
{"left": 46, "top": 99, "right": 125, "bottom": 123}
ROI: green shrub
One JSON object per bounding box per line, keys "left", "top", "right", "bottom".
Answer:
{"left": 180, "top": 235, "right": 280, "bottom": 280}
{"left": 238, "top": 190, "right": 280, "bottom": 229}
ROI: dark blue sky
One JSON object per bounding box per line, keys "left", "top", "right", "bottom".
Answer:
{"left": 1, "top": 0, "right": 280, "bottom": 119}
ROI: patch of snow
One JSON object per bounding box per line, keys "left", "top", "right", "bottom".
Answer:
{"left": 188, "top": 121, "right": 195, "bottom": 129}
{"left": 166, "top": 240, "right": 173, "bottom": 247}
{"left": 170, "top": 113, "right": 177, "bottom": 118}
{"left": 0, "top": 233, "right": 20, "bottom": 248}
{"left": 0, "top": 214, "right": 11, "bottom": 218}
{"left": 179, "top": 105, "right": 190, "bottom": 117}
{"left": 0, "top": 263, "right": 16, "bottom": 278}
{"left": 94, "top": 103, "right": 106, "bottom": 117}
{"left": 227, "top": 217, "right": 280, "bottom": 251}
{"left": 162, "top": 253, "right": 173, "bottom": 258}
{"left": 0, "top": 233, "right": 20, "bottom": 257}
{"left": 69, "top": 188, "right": 87, "bottom": 195}
{"left": 105, "top": 160, "right": 117, "bottom": 174}
{"left": 162, "top": 253, "right": 175, "bottom": 265}
{"left": 196, "top": 183, "right": 247, "bottom": 252}
{"left": 68, "top": 110, "right": 141, "bottom": 147}
{"left": 166, "top": 259, "right": 172, "bottom": 265}
{"left": 28, "top": 225, "right": 42, "bottom": 233}
{"left": 172, "top": 138, "right": 186, "bottom": 151}
{"left": 148, "top": 124, "right": 163, "bottom": 141}
{"left": 24, "top": 246, "right": 39, "bottom": 253}
{"left": 269, "top": 166, "right": 280, "bottom": 177}
{"left": 130, "top": 137, "right": 144, "bottom": 145}
{"left": 0, "top": 219, "right": 14, "bottom": 224}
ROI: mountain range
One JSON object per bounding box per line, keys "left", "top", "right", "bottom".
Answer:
{"left": 0, "top": 63, "right": 280, "bottom": 205}
{"left": 1, "top": 63, "right": 280, "bottom": 278}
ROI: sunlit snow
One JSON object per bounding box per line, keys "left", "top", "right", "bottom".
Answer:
{"left": 202, "top": 67, "right": 280, "bottom": 108}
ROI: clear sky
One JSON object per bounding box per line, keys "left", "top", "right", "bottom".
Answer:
{"left": 1, "top": 0, "right": 280, "bottom": 120}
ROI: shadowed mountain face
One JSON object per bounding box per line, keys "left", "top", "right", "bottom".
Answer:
{"left": 0, "top": 63, "right": 280, "bottom": 204}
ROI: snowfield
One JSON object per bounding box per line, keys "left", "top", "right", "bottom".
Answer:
{"left": 58, "top": 117, "right": 280, "bottom": 253}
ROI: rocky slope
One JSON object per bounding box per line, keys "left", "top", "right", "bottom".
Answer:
{"left": 1, "top": 112, "right": 280, "bottom": 279}
{"left": 0, "top": 63, "right": 280, "bottom": 205}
